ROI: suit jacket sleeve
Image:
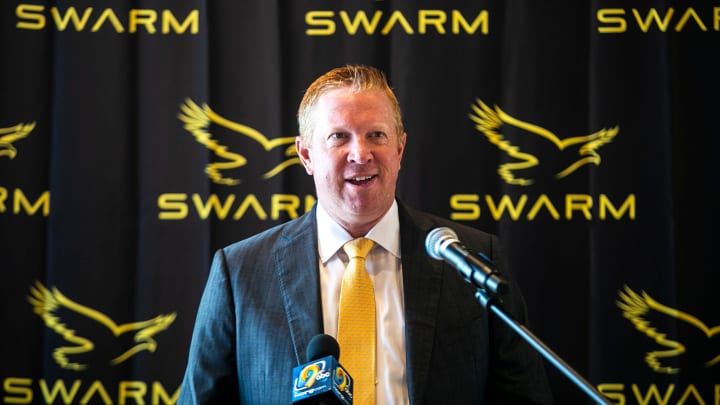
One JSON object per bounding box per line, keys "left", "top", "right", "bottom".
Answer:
{"left": 178, "top": 249, "right": 241, "bottom": 403}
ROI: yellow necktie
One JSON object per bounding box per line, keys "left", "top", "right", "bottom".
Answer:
{"left": 337, "top": 237, "right": 376, "bottom": 404}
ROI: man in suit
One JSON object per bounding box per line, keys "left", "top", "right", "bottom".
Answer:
{"left": 178, "top": 65, "right": 554, "bottom": 404}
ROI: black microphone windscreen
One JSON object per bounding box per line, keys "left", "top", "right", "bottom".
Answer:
{"left": 306, "top": 334, "right": 340, "bottom": 361}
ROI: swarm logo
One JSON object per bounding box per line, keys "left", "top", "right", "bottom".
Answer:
{"left": 0, "top": 122, "right": 35, "bottom": 159}
{"left": 178, "top": 98, "right": 301, "bottom": 185}
{"left": 469, "top": 99, "right": 618, "bottom": 186}
{"left": 27, "top": 281, "right": 176, "bottom": 371}
{"left": 617, "top": 285, "right": 720, "bottom": 374}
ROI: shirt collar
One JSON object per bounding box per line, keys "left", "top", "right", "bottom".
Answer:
{"left": 316, "top": 200, "right": 401, "bottom": 263}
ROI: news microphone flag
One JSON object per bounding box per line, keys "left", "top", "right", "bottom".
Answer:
{"left": 292, "top": 334, "right": 353, "bottom": 404}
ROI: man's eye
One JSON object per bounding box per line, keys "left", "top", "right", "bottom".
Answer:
{"left": 329, "top": 133, "right": 346, "bottom": 140}
{"left": 369, "top": 132, "right": 389, "bottom": 144}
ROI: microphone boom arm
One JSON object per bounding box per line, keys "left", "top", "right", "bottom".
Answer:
{"left": 426, "top": 227, "right": 611, "bottom": 405}
{"left": 476, "top": 289, "right": 611, "bottom": 405}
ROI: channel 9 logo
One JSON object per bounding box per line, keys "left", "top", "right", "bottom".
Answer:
{"left": 292, "top": 357, "right": 353, "bottom": 404}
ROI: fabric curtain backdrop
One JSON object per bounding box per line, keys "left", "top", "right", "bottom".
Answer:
{"left": 1, "top": 1, "right": 717, "bottom": 403}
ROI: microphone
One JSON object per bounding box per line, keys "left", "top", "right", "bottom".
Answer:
{"left": 291, "top": 334, "right": 353, "bottom": 404}
{"left": 425, "top": 227, "right": 508, "bottom": 294}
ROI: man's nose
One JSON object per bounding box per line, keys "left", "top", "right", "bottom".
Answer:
{"left": 347, "top": 136, "right": 372, "bottom": 163}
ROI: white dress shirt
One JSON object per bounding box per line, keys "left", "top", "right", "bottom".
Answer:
{"left": 316, "top": 200, "right": 410, "bottom": 405}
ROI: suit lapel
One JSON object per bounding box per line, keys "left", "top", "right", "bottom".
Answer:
{"left": 398, "top": 203, "right": 444, "bottom": 405}
{"left": 275, "top": 209, "right": 324, "bottom": 365}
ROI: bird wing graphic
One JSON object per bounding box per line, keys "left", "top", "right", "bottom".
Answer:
{"left": 617, "top": 285, "right": 720, "bottom": 374}
{"left": 469, "top": 99, "right": 618, "bottom": 185}
{"left": 28, "top": 281, "right": 176, "bottom": 370}
{"left": 178, "top": 98, "right": 299, "bottom": 184}
{"left": 0, "top": 122, "right": 36, "bottom": 159}
{"left": 108, "top": 312, "right": 177, "bottom": 365}
{"left": 469, "top": 100, "right": 539, "bottom": 185}
{"left": 556, "top": 125, "right": 619, "bottom": 179}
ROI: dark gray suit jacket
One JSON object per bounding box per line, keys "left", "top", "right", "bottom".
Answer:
{"left": 178, "top": 200, "right": 554, "bottom": 404}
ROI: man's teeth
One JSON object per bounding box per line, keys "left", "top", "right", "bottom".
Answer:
{"left": 351, "top": 176, "right": 373, "bottom": 181}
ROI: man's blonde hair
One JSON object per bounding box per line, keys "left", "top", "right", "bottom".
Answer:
{"left": 297, "top": 65, "right": 404, "bottom": 144}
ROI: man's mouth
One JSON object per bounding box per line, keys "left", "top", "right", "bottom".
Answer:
{"left": 347, "top": 175, "right": 375, "bottom": 185}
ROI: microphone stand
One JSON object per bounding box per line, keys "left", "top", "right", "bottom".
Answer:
{"left": 475, "top": 290, "right": 611, "bottom": 405}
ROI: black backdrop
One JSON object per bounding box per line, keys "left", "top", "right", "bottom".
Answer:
{"left": 2, "top": 1, "right": 718, "bottom": 404}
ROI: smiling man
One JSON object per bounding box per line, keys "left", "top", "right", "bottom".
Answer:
{"left": 178, "top": 65, "right": 554, "bottom": 405}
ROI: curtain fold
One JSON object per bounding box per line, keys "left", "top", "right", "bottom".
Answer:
{"left": 1, "top": 1, "right": 716, "bottom": 403}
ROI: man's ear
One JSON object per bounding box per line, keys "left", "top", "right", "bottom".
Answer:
{"left": 296, "top": 136, "right": 313, "bottom": 175}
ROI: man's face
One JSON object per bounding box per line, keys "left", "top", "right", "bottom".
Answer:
{"left": 297, "top": 87, "right": 406, "bottom": 236}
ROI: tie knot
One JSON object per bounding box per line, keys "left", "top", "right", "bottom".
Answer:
{"left": 343, "top": 237, "right": 374, "bottom": 259}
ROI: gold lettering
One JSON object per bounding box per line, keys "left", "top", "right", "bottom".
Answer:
{"left": 485, "top": 195, "right": 528, "bottom": 221}
{"left": 162, "top": 9, "right": 199, "bottom": 34}
{"left": 305, "top": 195, "right": 316, "bottom": 212}
{"left": 449, "top": 193, "right": 635, "bottom": 221}
{"left": 566, "top": 194, "right": 593, "bottom": 220}
{"left": 158, "top": 193, "right": 188, "bottom": 220}
{"left": 15, "top": 6, "right": 199, "bottom": 34}
{"left": 118, "top": 381, "right": 145, "bottom": 404}
{"left": 3, "top": 378, "right": 32, "bottom": 404}
{"left": 598, "top": 194, "right": 635, "bottom": 220}
{"left": 79, "top": 380, "right": 112, "bottom": 404}
{"left": 632, "top": 8, "right": 674, "bottom": 32}
{"left": 151, "top": 381, "right": 180, "bottom": 404}
{"left": 677, "top": 384, "right": 704, "bottom": 404}
{"left": 450, "top": 194, "right": 480, "bottom": 221}
{"left": 418, "top": 10, "right": 446, "bottom": 34}
{"left": 632, "top": 383, "right": 675, "bottom": 404}
{"left": 526, "top": 194, "right": 560, "bottom": 220}
{"left": 0, "top": 189, "right": 50, "bottom": 216}
{"left": 339, "top": 11, "right": 382, "bottom": 35}
{"left": 598, "top": 383, "right": 625, "bottom": 405}
{"left": 129, "top": 9, "right": 157, "bottom": 34}
{"left": 4, "top": 378, "right": 182, "bottom": 404}
{"left": 452, "top": 10, "right": 488, "bottom": 34}
{"left": 39, "top": 379, "right": 82, "bottom": 404}
{"left": 91, "top": 8, "right": 124, "bottom": 32}
{"left": 0, "top": 187, "right": 6, "bottom": 213}
{"left": 307, "top": 9, "right": 488, "bottom": 36}
{"left": 381, "top": 10, "right": 414, "bottom": 35}
{"left": 13, "top": 190, "right": 50, "bottom": 216}
{"left": 232, "top": 195, "right": 267, "bottom": 220}
{"left": 158, "top": 193, "right": 316, "bottom": 221}
{"left": 51, "top": 7, "right": 93, "bottom": 31}
{"left": 306, "top": 11, "right": 335, "bottom": 35}
{"left": 597, "top": 8, "right": 626, "bottom": 33}
{"left": 16, "top": 4, "right": 45, "bottom": 30}
{"left": 675, "top": 8, "right": 707, "bottom": 31}
{"left": 271, "top": 194, "right": 300, "bottom": 220}
{"left": 598, "top": 6, "right": 720, "bottom": 33}
{"left": 590, "top": 382, "right": 720, "bottom": 404}
{"left": 193, "top": 194, "right": 235, "bottom": 220}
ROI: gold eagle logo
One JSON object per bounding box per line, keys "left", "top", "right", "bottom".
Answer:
{"left": 178, "top": 98, "right": 300, "bottom": 185}
{"left": 28, "top": 281, "right": 176, "bottom": 371}
{"left": 469, "top": 99, "right": 618, "bottom": 185}
{"left": 0, "top": 122, "right": 36, "bottom": 159}
{"left": 617, "top": 285, "right": 720, "bottom": 374}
